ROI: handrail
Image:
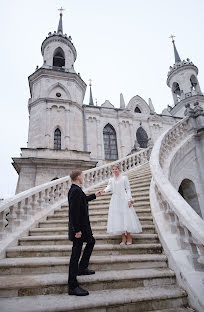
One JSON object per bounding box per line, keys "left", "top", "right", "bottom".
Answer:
{"left": 0, "top": 147, "right": 151, "bottom": 240}
{"left": 150, "top": 116, "right": 204, "bottom": 268}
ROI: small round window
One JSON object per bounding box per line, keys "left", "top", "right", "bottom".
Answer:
{"left": 56, "top": 92, "right": 61, "bottom": 98}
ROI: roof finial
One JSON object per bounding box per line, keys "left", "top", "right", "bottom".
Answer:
{"left": 57, "top": 7, "right": 65, "bottom": 34}
{"left": 89, "top": 79, "right": 94, "bottom": 106}
{"left": 169, "top": 34, "right": 181, "bottom": 63}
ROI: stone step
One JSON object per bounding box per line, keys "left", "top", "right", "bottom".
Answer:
{"left": 29, "top": 224, "right": 156, "bottom": 236}
{"left": 6, "top": 243, "right": 162, "bottom": 258}
{"left": 18, "top": 234, "right": 159, "bottom": 246}
{"left": 40, "top": 217, "right": 153, "bottom": 228}
{"left": 88, "top": 201, "right": 150, "bottom": 209}
{"left": 0, "top": 254, "right": 168, "bottom": 275}
{"left": 84, "top": 186, "right": 151, "bottom": 196}
{"left": 0, "top": 286, "right": 187, "bottom": 312}
{"left": 0, "top": 268, "right": 176, "bottom": 297}
{"left": 88, "top": 190, "right": 150, "bottom": 199}
{"left": 148, "top": 309, "right": 191, "bottom": 312}
{"left": 52, "top": 208, "right": 152, "bottom": 217}
{"left": 47, "top": 214, "right": 153, "bottom": 224}
{"left": 88, "top": 197, "right": 150, "bottom": 206}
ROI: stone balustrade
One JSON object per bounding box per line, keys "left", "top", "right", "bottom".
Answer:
{"left": 150, "top": 116, "right": 204, "bottom": 269}
{"left": 150, "top": 110, "right": 204, "bottom": 312}
{"left": 0, "top": 147, "right": 151, "bottom": 242}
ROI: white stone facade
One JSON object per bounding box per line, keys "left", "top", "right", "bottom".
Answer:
{"left": 12, "top": 15, "right": 203, "bottom": 194}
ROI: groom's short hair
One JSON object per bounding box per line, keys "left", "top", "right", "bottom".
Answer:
{"left": 70, "top": 169, "right": 82, "bottom": 182}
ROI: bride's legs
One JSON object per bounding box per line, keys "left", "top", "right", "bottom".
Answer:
{"left": 126, "top": 232, "right": 132, "bottom": 245}
{"left": 120, "top": 233, "right": 126, "bottom": 245}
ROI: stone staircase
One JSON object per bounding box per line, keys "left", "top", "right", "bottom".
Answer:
{"left": 0, "top": 163, "right": 191, "bottom": 312}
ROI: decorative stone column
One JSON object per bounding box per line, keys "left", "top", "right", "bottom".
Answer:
{"left": 45, "top": 107, "right": 51, "bottom": 148}
{"left": 65, "top": 107, "right": 70, "bottom": 148}
{"left": 96, "top": 119, "right": 102, "bottom": 159}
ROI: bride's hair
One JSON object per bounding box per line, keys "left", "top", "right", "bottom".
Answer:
{"left": 112, "top": 164, "right": 121, "bottom": 170}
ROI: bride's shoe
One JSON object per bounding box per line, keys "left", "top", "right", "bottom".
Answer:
{"left": 126, "top": 241, "right": 132, "bottom": 245}
{"left": 120, "top": 241, "right": 126, "bottom": 246}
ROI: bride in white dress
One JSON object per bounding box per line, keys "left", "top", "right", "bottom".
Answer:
{"left": 103, "top": 164, "right": 142, "bottom": 245}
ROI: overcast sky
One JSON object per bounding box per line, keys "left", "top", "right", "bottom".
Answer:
{"left": 0, "top": 0, "right": 204, "bottom": 199}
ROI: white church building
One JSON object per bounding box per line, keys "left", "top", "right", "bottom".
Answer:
{"left": 12, "top": 13, "right": 204, "bottom": 194}
{"left": 1, "top": 11, "right": 204, "bottom": 312}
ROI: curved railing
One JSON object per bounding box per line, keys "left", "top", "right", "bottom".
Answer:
{"left": 150, "top": 116, "right": 204, "bottom": 311}
{"left": 0, "top": 147, "right": 151, "bottom": 241}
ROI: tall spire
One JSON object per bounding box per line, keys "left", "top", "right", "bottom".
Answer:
{"left": 89, "top": 79, "right": 94, "bottom": 106}
{"left": 57, "top": 7, "right": 65, "bottom": 34}
{"left": 169, "top": 35, "right": 181, "bottom": 63}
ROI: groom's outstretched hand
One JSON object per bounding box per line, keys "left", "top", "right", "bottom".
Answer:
{"left": 95, "top": 190, "right": 104, "bottom": 197}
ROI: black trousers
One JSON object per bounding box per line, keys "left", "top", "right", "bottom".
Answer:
{"left": 68, "top": 235, "right": 95, "bottom": 290}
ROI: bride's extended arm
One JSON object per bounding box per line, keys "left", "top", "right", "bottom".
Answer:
{"left": 104, "top": 178, "right": 112, "bottom": 193}
{"left": 124, "top": 176, "right": 132, "bottom": 201}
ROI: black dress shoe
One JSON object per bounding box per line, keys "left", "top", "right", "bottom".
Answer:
{"left": 68, "top": 286, "right": 89, "bottom": 296}
{"left": 78, "top": 268, "right": 95, "bottom": 276}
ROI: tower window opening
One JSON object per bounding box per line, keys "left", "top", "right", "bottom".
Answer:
{"left": 54, "top": 128, "right": 61, "bottom": 150}
{"left": 172, "top": 82, "right": 181, "bottom": 103}
{"left": 135, "top": 106, "right": 141, "bottom": 113}
{"left": 103, "top": 124, "right": 118, "bottom": 160}
{"left": 53, "top": 47, "right": 65, "bottom": 68}
{"left": 190, "top": 75, "right": 198, "bottom": 91}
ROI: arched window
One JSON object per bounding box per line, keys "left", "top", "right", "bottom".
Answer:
{"left": 53, "top": 47, "right": 65, "bottom": 67}
{"left": 136, "top": 127, "right": 148, "bottom": 148}
{"left": 172, "top": 82, "right": 181, "bottom": 103}
{"left": 135, "top": 106, "right": 141, "bottom": 113}
{"left": 179, "top": 179, "right": 202, "bottom": 218}
{"left": 103, "top": 124, "right": 118, "bottom": 160}
{"left": 190, "top": 75, "right": 197, "bottom": 91}
{"left": 54, "top": 128, "right": 61, "bottom": 150}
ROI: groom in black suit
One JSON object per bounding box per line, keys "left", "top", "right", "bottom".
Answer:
{"left": 68, "top": 169, "right": 102, "bottom": 296}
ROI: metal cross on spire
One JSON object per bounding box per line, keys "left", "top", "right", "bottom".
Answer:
{"left": 89, "top": 79, "right": 92, "bottom": 87}
{"left": 169, "top": 34, "right": 181, "bottom": 63}
{"left": 58, "top": 6, "right": 65, "bottom": 15}
{"left": 169, "top": 34, "right": 176, "bottom": 43}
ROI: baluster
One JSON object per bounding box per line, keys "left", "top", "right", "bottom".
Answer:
{"left": 22, "top": 198, "right": 31, "bottom": 221}
{"left": 54, "top": 185, "right": 60, "bottom": 201}
{"left": 44, "top": 188, "right": 50, "bottom": 206}
{"left": 14, "top": 202, "right": 23, "bottom": 228}
{"left": 0, "top": 210, "right": 8, "bottom": 238}
{"left": 186, "top": 230, "right": 201, "bottom": 270}
{"left": 30, "top": 194, "right": 38, "bottom": 215}
{"left": 49, "top": 187, "right": 55, "bottom": 205}
{"left": 37, "top": 192, "right": 44, "bottom": 210}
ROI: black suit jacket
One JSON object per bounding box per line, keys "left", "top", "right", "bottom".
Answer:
{"left": 68, "top": 184, "right": 96, "bottom": 241}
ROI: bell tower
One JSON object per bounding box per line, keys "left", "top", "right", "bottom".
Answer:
{"left": 167, "top": 35, "right": 204, "bottom": 117}
{"left": 12, "top": 10, "right": 97, "bottom": 194}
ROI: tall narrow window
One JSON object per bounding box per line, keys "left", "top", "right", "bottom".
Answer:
{"left": 136, "top": 127, "right": 148, "bottom": 148}
{"left": 54, "top": 128, "right": 61, "bottom": 150}
{"left": 103, "top": 124, "right": 118, "bottom": 160}
{"left": 53, "top": 47, "right": 65, "bottom": 67}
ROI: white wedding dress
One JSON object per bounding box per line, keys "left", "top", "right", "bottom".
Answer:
{"left": 104, "top": 174, "right": 142, "bottom": 235}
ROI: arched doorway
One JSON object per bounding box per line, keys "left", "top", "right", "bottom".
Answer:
{"left": 103, "top": 124, "right": 118, "bottom": 160}
{"left": 178, "top": 179, "right": 202, "bottom": 218}
{"left": 136, "top": 127, "right": 148, "bottom": 148}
